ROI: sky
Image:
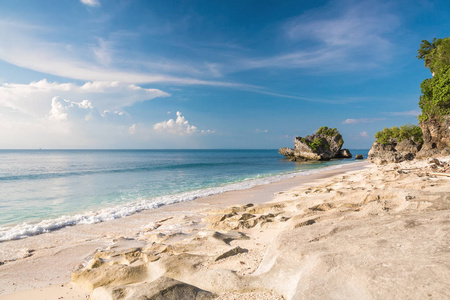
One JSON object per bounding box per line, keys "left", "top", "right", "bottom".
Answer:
{"left": 0, "top": 0, "right": 449, "bottom": 149}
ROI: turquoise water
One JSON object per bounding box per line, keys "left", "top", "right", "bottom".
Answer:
{"left": 0, "top": 149, "right": 368, "bottom": 241}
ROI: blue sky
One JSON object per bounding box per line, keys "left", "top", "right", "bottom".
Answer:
{"left": 0, "top": 0, "right": 449, "bottom": 149}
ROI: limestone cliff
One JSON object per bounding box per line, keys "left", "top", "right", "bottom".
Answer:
{"left": 368, "top": 139, "right": 422, "bottom": 165}
{"left": 417, "top": 115, "right": 450, "bottom": 158}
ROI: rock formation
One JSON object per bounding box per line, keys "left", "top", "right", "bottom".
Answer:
{"left": 369, "top": 116, "right": 450, "bottom": 165}
{"left": 417, "top": 116, "right": 450, "bottom": 158}
{"left": 338, "top": 149, "right": 352, "bottom": 158}
{"left": 279, "top": 127, "right": 350, "bottom": 161}
{"left": 368, "top": 138, "right": 422, "bottom": 165}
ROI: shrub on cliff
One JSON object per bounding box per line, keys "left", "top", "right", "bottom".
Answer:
{"left": 418, "top": 65, "right": 450, "bottom": 122}
{"left": 417, "top": 37, "right": 450, "bottom": 122}
{"left": 315, "top": 127, "right": 343, "bottom": 147}
{"left": 374, "top": 124, "right": 423, "bottom": 145}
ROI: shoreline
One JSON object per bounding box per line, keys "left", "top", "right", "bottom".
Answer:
{"left": 0, "top": 160, "right": 366, "bottom": 242}
{"left": 0, "top": 161, "right": 369, "bottom": 298}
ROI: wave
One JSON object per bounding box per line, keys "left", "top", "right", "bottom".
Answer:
{"left": 0, "top": 163, "right": 359, "bottom": 242}
{"left": 0, "top": 162, "right": 241, "bottom": 181}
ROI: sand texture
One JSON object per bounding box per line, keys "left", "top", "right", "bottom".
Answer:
{"left": 1, "top": 158, "right": 449, "bottom": 299}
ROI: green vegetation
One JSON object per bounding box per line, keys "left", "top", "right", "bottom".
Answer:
{"left": 374, "top": 124, "right": 423, "bottom": 145}
{"left": 316, "top": 126, "right": 343, "bottom": 148}
{"left": 316, "top": 126, "right": 339, "bottom": 137}
{"left": 418, "top": 65, "right": 450, "bottom": 122}
{"left": 309, "top": 138, "right": 327, "bottom": 151}
{"left": 417, "top": 37, "right": 450, "bottom": 122}
{"left": 417, "top": 38, "right": 450, "bottom": 75}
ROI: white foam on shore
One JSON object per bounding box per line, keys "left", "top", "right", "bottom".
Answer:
{"left": 0, "top": 162, "right": 363, "bottom": 242}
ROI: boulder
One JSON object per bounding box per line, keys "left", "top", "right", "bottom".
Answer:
{"left": 338, "top": 149, "right": 352, "bottom": 158}
{"left": 355, "top": 154, "right": 364, "bottom": 159}
{"left": 72, "top": 262, "right": 148, "bottom": 292}
{"left": 368, "top": 138, "right": 421, "bottom": 165}
{"left": 91, "top": 277, "right": 216, "bottom": 300}
{"left": 279, "top": 127, "right": 347, "bottom": 161}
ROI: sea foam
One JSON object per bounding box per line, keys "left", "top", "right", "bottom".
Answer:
{"left": 0, "top": 163, "right": 350, "bottom": 242}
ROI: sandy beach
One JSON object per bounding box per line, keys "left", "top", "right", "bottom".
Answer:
{"left": 0, "top": 158, "right": 449, "bottom": 299}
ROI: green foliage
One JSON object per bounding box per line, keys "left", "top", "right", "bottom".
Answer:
{"left": 309, "top": 138, "right": 326, "bottom": 151}
{"left": 417, "top": 37, "right": 450, "bottom": 74}
{"left": 374, "top": 124, "right": 423, "bottom": 145}
{"left": 418, "top": 65, "right": 450, "bottom": 122}
{"left": 315, "top": 126, "right": 343, "bottom": 148}
{"left": 316, "top": 126, "right": 339, "bottom": 136}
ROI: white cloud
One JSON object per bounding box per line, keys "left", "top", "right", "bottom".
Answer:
{"left": 343, "top": 118, "right": 385, "bottom": 124}
{"left": 80, "top": 0, "right": 100, "bottom": 7}
{"left": 128, "top": 124, "right": 137, "bottom": 135}
{"left": 201, "top": 129, "right": 215, "bottom": 134}
{"left": 0, "top": 79, "right": 169, "bottom": 118}
{"left": 255, "top": 128, "right": 269, "bottom": 133}
{"left": 47, "top": 97, "right": 93, "bottom": 121}
{"left": 153, "top": 111, "right": 213, "bottom": 136}
{"left": 360, "top": 131, "right": 369, "bottom": 137}
{"left": 48, "top": 97, "right": 68, "bottom": 121}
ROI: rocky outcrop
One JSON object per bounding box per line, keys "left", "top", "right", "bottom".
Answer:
{"left": 368, "top": 139, "right": 422, "bottom": 165}
{"left": 355, "top": 154, "right": 363, "bottom": 159}
{"left": 92, "top": 277, "right": 216, "bottom": 300}
{"left": 338, "top": 149, "right": 352, "bottom": 158}
{"left": 278, "top": 147, "right": 295, "bottom": 158}
{"left": 417, "top": 116, "right": 450, "bottom": 158}
{"left": 369, "top": 116, "right": 450, "bottom": 164}
{"left": 279, "top": 127, "right": 349, "bottom": 161}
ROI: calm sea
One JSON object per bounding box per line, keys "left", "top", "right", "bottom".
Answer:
{"left": 0, "top": 149, "right": 368, "bottom": 241}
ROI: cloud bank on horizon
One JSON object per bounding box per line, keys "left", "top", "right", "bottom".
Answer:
{"left": 0, "top": 0, "right": 447, "bottom": 149}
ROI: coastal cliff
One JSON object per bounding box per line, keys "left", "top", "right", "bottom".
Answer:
{"left": 369, "top": 37, "right": 450, "bottom": 164}
{"left": 279, "top": 127, "right": 351, "bottom": 161}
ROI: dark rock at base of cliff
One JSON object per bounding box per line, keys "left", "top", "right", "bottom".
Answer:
{"left": 368, "top": 139, "right": 422, "bottom": 165}
{"left": 337, "top": 149, "right": 352, "bottom": 158}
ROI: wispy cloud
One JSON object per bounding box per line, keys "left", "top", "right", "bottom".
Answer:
{"left": 360, "top": 131, "right": 369, "bottom": 137}
{"left": 80, "top": 0, "right": 100, "bottom": 7}
{"left": 343, "top": 118, "right": 386, "bottom": 124}
{"left": 243, "top": 0, "right": 398, "bottom": 72}
{"left": 385, "top": 110, "right": 421, "bottom": 116}
{"left": 0, "top": 20, "right": 252, "bottom": 88}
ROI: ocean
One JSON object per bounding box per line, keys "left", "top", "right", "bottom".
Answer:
{"left": 0, "top": 149, "right": 368, "bottom": 241}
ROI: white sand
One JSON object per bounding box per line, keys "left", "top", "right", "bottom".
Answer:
{"left": 1, "top": 158, "right": 449, "bottom": 299}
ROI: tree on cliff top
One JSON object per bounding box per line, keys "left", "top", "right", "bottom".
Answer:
{"left": 417, "top": 37, "right": 450, "bottom": 75}
{"left": 417, "top": 37, "right": 450, "bottom": 122}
